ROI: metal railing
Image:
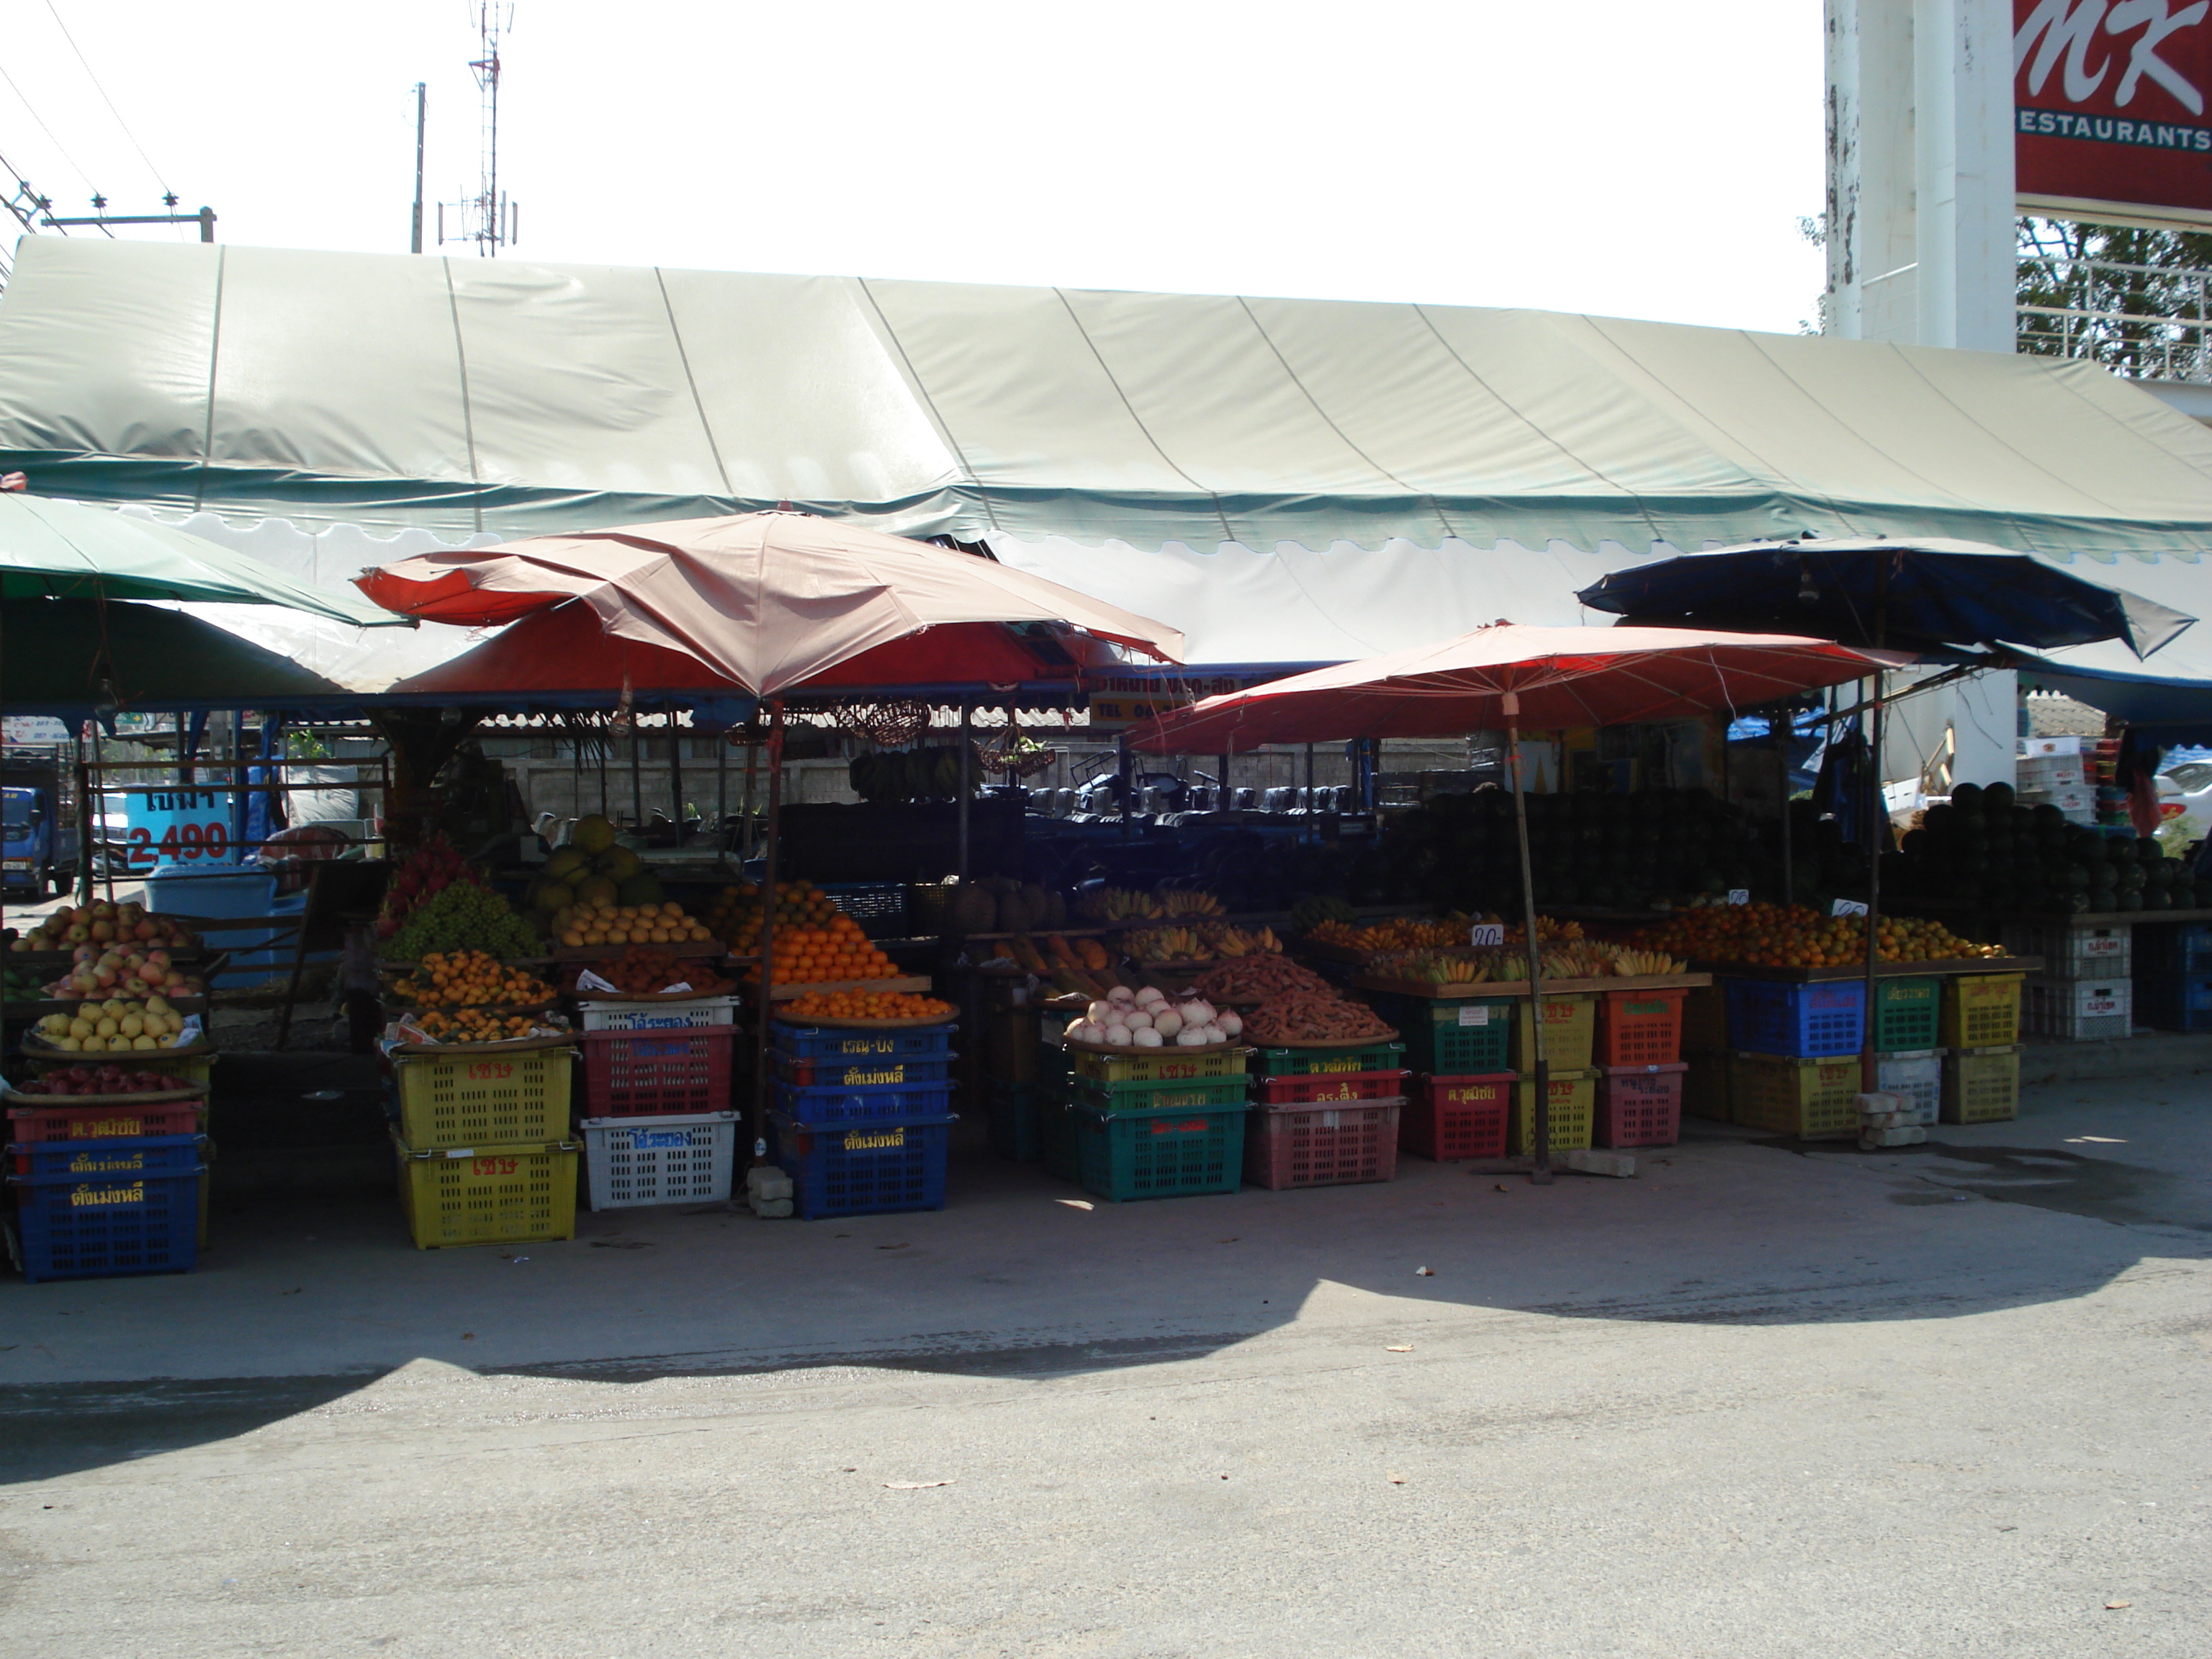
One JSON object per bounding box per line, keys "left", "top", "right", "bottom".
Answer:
{"left": 2018, "top": 252, "right": 2212, "bottom": 383}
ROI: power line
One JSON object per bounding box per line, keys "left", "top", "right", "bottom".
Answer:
{"left": 40, "top": 0, "right": 171, "bottom": 199}
{"left": 0, "top": 60, "right": 102, "bottom": 202}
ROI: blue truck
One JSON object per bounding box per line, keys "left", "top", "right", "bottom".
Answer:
{"left": 1, "top": 756, "right": 80, "bottom": 899}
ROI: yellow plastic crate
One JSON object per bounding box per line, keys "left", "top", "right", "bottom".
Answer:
{"left": 394, "top": 1046, "right": 574, "bottom": 1148}
{"left": 1069, "top": 1047, "right": 1246, "bottom": 1085}
{"left": 1513, "top": 994, "right": 1596, "bottom": 1073}
{"left": 1681, "top": 1048, "right": 1731, "bottom": 1122}
{"left": 1941, "top": 1045, "right": 2020, "bottom": 1124}
{"left": 1506, "top": 1069, "right": 1596, "bottom": 1156}
{"left": 1728, "top": 1053, "right": 1861, "bottom": 1140}
{"left": 392, "top": 1132, "right": 578, "bottom": 1249}
{"left": 1940, "top": 973, "right": 2025, "bottom": 1049}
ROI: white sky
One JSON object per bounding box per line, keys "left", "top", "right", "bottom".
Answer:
{"left": 0, "top": 0, "right": 1827, "bottom": 332}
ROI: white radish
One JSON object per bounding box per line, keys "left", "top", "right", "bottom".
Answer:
{"left": 1152, "top": 1009, "right": 1184, "bottom": 1038}
{"left": 1105, "top": 1025, "right": 1133, "bottom": 1046}
{"left": 1133, "top": 1025, "right": 1164, "bottom": 1047}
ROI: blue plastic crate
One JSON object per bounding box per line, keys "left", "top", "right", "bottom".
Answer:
{"left": 770, "top": 1111, "right": 952, "bottom": 1218}
{"left": 771, "top": 1077, "right": 956, "bottom": 1125}
{"left": 2133, "top": 974, "right": 2212, "bottom": 1033}
{"left": 6, "top": 1168, "right": 202, "bottom": 1282}
{"left": 9, "top": 1133, "right": 204, "bottom": 1182}
{"left": 2136, "top": 922, "right": 2212, "bottom": 979}
{"left": 771, "top": 1049, "right": 956, "bottom": 1089}
{"left": 771, "top": 1022, "right": 956, "bottom": 1062}
{"left": 1725, "top": 978, "right": 1866, "bottom": 1058}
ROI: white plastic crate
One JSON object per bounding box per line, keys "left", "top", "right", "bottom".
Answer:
{"left": 579, "top": 1110, "right": 739, "bottom": 1208}
{"left": 2001, "top": 922, "right": 2131, "bottom": 981}
{"left": 1875, "top": 1050, "right": 1942, "bottom": 1127}
{"left": 2027, "top": 977, "right": 2131, "bottom": 1041}
{"left": 577, "top": 995, "right": 741, "bottom": 1033}
{"left": 2018, "top": 758, "right": 2084, "bottom": 789}
{"left": 2019, "top": 735, "right": 2083, "bottom": 758}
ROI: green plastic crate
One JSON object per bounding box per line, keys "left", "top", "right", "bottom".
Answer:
{"left": 1251, "top": 1041, "right": 1406, "bottom": 1076}
{"left": 1366, "top": 993, "right": 1514, "bottom": 1073}
{"left": 1071, "top": 1100, "right": 1246, "bottom": 1202}
{"left": 988, "top": 1082, "right": 1045, "bottom": 1162}
{"left": 1071, "top": 1074, "right": 1251, "bottom": 1112}
{"left": 1040, "top": 1091, "right": 1079, "bottom": 1182}
{"left": 1871, "top": 976, "right": 1942, "bottom": 1052}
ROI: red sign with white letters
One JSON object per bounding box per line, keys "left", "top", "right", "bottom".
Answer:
{"left": 2016, "top": 0, "right": 2212, "bottom": 220}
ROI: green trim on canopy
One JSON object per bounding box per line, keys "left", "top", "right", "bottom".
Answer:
{"left": 1, "top": 597, "right": 353, "bottom": 713}
{"left": 5, "top": 238, "right": 2212, "bottom": 557}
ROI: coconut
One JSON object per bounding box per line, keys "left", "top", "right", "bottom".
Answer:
{"left": 1087, "top": 999, "right": 1114, "bottom": 1022}
{"left": 1133, "top": 1025, "right": 1164, "bottom": 1048}
{"left": 1105, "top": 1025, "right": 1133, "bottom": 1046}
{"left": 1152, "top": 1009, "right": 1184, "bottom": 1038}
{"left": 1218, "top": 1010, "right": 1244, "bottom": 1037}
{"left": 1134, "top": 985, "right": 1166, "bottom": 1007}
{"left": 1101, "top": 1004, "right": 1129, "bottom": 1027}
{"left": 1174, "top": 1027, "right": 1210, "bottom": 1046}
{"left": 1125, "top": 1008, "right": 1154, "bottom": 1029}
{"left": 1107, "top": 986, "right": 1136, "bottom": 1003}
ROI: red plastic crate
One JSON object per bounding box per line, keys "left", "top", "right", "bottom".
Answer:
{"left": 581, "top": 1026, "right": 736, "bottom": 1117}
{"left": 6, "top": 1097, "right": 207, "bottom": 1145}
{"left": 1243, "top": 1097, "right": 1401, "bottom": 1190}
{"left": 1400, "top": 1074, "right": 1511, "bottom": 1161}
{"left": 1251, "top": 1068, "right": 1409, "bottom": 1105}
{"left": 1596, "top": 988, "right": 1687, "bottom": 1068}
{"left": 1596, "top": 1063, "right": 1686, "bottom": 1148}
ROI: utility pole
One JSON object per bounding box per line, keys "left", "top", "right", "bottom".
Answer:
{"left": 410, "top": 82, "right": 427, "bottom": 253}
{"left": 440, "top": 4, "right": 516, "bottom": 256}
{"left": 37, "top": 193, "right": 216, "bottom": 241}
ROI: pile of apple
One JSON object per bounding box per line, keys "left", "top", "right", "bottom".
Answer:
{"left": 35, "top": 996, "right": 192, "bottom": 1052}
{"left": 9, "top": 900, "right": 200, "bottom": 956}
{"left": 40, "top": 940, "right": 203, "bottom": 1003}
{"left": 26, "top": 1064, "right": 197, "bottom": 1096}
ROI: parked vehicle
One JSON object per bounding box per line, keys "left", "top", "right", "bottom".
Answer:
{"left": 1, "top": 756, "right": 77, "bottom": 898}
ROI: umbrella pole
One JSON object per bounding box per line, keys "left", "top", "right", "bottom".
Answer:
{"left": 751, "top": 697, "right": 786, "bottom": 1165}
{"left": 958, "top": 706, "right": 972, "bottom": 879}
{"left": 1779, "top": 720, "right": 1793, "bottom": 907}
{"left": 742, "top": 734, "right": 759, "bottom": 859}
{"left": 669, "top": 710, "right": 683, "bottom": 835}
{"left": 715, "top": 727, "right": 727, "bottom": 863}
{"left": 1503, "top": 693, "right": 1552, "bottom": 1185}
{"left": 1861, "top": 670, "right": 1886, "bottom": 1093}
{"left": 630, "top": 719, "right": 644, "bottom": 833}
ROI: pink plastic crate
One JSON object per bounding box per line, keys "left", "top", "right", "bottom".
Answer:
{"left": 1243, "top": 1097, "right": 1401, "bottom": 1190}
{"left": 1596, "top": 1063, "right": 1685, "bottom": 1148}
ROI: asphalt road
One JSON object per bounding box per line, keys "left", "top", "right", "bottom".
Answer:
{"left": 1, "top": 1076, "right": 2207, "bottom": 1656}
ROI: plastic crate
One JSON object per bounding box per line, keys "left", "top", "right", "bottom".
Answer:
{"left": 6, "top": 1097, "right": 206, "bottom": 1145}
{"left": 2134, "top": 975, "right": 2212, "bottom": 1033}
{"left": 1401, "top": 1073, "right": 1512, "bottom": 1160}
{"left": 6, "top": 1167, "right": 201, "bottom": 1282}
{"left": 1249, "top": 1068, "right": 1409, "bottom": 1105}
{"left": 1681, "top": 1048, "right": 1730, "bottom": 1122}
{"left": 578, "top": 1111, "right": 738, "bottom": 1209}
{"left": 577, "top": 995, "right": 740, "bottom": 1033}
{"left": 1595, "top": 1064, "right": 1685, "bottom": 1148}
{"left": 770, "top": 1076, "right": 956, "bottom": 1125}
{"left": 773, "top": 1023, "right": 955, "bottom": 1062}
{"left": 1941, "top": 1045, "right": 2020, "bottom": 1124}
{"left": 394, "top": 1046, "right": 574, "bottom": 1147}
{"left": 1872, "top": 977, "right": 1942, "bottom": 1053}
{"left": 392, "top": 1134, "right": 579, "bottom": 1249}
{"left": 1244, "top": 1097, "right": 1401, "bottom": 1190}
{"left": 771, "top": 1111, "right": 952, "bottom": 1218}
{"left": 11, "top": 1133, "right": 203, "bottom": 1179}
{"left": 1875, "top": 1050, "right": 1943, "bottom": 1128}
{"left": 2134, "top": 922, "right": 2212, "bottom": 979}
{"left": 1251, "top": 1041, "right": 1404, "bottom": 1077}
{"left": 988, "top": 1081, "right": 1044, "bottom": 1162}
{"left": 2026, "top": 977, "right": 2130, "bottom": 1041}
{"left": 1596, "top": 989, "right": 1687, "bottom": 1068}
{"left": 2002, "top": 921, "right": 2131, "bottom": 981}
{"left": 1727, "top": 1053, "right": 1861, "bottom": 1140}
{"left": 819, "top": 881, "right": 911, "bottom": 939}
{"left": 1071, "top": 1046, "right": 1246, "bottom": 1084}
{"left": 774, "top": 1049, "right": 955, "bottom": 1089}
{"left": 1681, "top": 984, "right": 1730, "bottom": 1051}
{"left": 581, "top": 1027, "right": 734, "bottom": 1118}
{"left": 1506, "top": 1069, "right": 1597, "bottom": 1156}
{"left": 1073, "top": 1074, "right": 1251, "bottom": 1112}
{"left": 1364, "top": 993, "right": 1514, "bottom": 1074}
{"left": 1725, "top": 979, "right": 1866, "bottom": 1058}
{"left": 1071, "top": 1100, "right": 1246, "bottom": 1202}
{"left": 1512, "top": 995, "right": 1596, "bottom": 1074}
{"left": 1941, "top": 973, "right": 2026, "bottom": 1048}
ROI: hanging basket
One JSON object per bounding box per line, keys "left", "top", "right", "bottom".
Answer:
{"left": 830, "top": 701, "right": 931, "bottom": 747}
{"left": 979, "top": 745, "right": 1058, "bottom": 778}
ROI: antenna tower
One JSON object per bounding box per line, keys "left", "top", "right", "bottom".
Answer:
{"left": 439, "top": 3, "right": 516, "bottom": 256}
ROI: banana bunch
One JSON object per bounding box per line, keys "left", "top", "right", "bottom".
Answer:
{"left": 1290, "top": 895, "right": 1357, "bottom": 932}
{"left": 1604, "top": 946, "right": 1686, "bottom": 977}
{"left": 1200, "top": 923, "right": 1280, "bottom": 957}
{"left": 847, "top": 747, "right": 968, "bottom": 803}
{"left": 1080, "top": 887, "right": 1163, "bottom": 923}
{"left": 1541, "top": 943, "right": 1616, "bottom": 979}
{"left": 1122, "top": 925, "right": 1210, "bottom": 962}
{"left": 1159, "top": 890, "right": 1226, "bottom": 918}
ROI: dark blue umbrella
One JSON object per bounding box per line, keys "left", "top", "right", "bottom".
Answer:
{"left": 1575, "top": 536, "right": 2193, "bottom": 657}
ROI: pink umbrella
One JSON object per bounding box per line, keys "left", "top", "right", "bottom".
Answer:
{"left": 1128, "top": 623, "right": 1912, "bottom": 1179}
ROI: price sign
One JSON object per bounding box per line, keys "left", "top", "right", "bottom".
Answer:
{"left": 1457, "top": 1004, "right": 1490, "bottom": 1026}
{"left": 113, "top": 788, "right": 237, "bottom": 869}
{"left": 1830, "top": 899, "right": 1870, "bottom": 919}
{"left": 1468, "top": 922, "right": 1505, "bottom": 948}
{"left": 1727, "top": 889, "right": 1750, "bottom": 906}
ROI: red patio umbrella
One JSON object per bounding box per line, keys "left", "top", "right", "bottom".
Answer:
{"left": 1127, "top": 623, "right": 1912, "bottom": 1179}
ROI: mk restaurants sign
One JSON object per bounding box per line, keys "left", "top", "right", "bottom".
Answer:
{"left": 2017, "top": 0, "right": 2212, "bottom": 221}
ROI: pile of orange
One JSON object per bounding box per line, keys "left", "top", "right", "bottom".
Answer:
{"left": 783, "top": 989, "right": 953, "bottom": 1022}
{"left": 403, "top": 950, "right": 554, "bottom": 1008}
{"left": 745, "top": 914, "right": 902, "bottom": 987}
{"left": 1632, "top": 902, "right": 2000, "bottom": 968}
{"left": 411, "top": 1007, "right": 546, "bottom": 1043}
{"left": 711, "top": 879, "right": 849, "bottom": 948}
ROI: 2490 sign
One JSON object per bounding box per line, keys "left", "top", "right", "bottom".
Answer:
{"left": 2017, "top": 0, "right": 2212, "bottom": 223}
